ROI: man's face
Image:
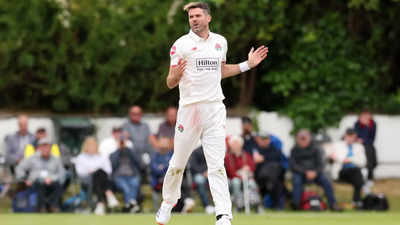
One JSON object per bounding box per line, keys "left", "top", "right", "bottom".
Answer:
{"left": 188, "top": 8, "right": 211, "bottom": 34}
{"left": 297, "top": 134, "right": 311, "bottom": 149}
{"left": 255, "top": 136, "right": 271, "bottom": 148}
{"left": 129, "top": 106, "right": 142, "bottom": 124}
{"left": 360, "top": 112, "right": 371, "bottom": 125}
{"left": 242, "top": 123, "right": 253, "bottom": 135}
{"left": 18, "top": 116, "right": 28, "bottom": 134}
{"left": 166, "top": 108, "right": 177, "bottom": 125}
{"left": 36, "top": 131, "right": 47, "bottom": 140}
{"left": 345, "top": 133, "right": 357, "bottom": 144}
{"left": 39, "top": 144, "right": 51, "bottom": 159}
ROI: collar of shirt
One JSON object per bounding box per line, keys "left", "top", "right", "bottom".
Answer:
{"left": 189, "top": 29, "right": 213, "bottom": 43}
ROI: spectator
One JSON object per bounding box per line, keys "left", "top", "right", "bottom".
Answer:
{"left": 15, "top": 137, "right": 65, "bottom": 212}
{"left": 99, "top": 127, "right": 133, "bottom": 157}
{"left": 241, "top": 117, "right": 288, "bottom": 169}
{"left": 252, "top": 131, "right": 286, "bottom": 209}
{"left": 329, "top": 128, "right": 367, "bottom": 208}
{"left": 150, "top": 106, "right": 177, "bottom": 150}
{"left": 74, "top": 137, "right": 119, "bottom": 215}
{"left": 354, "top": 110, "right": 377, "bottom": 185}
{"left": 123, "top": 106, "right": 153, "bottom": 165}
{"left": 290, "top": 129, "right": 342, "bottom": 211}
{"left": 225, "top": 136, "right": 260, "bottom": 211}
{"left": 4, "top": 115, "right": 35, "bottom": 175}
{"left": 24, "top": 128, "right": 62, "bottom": 159}
{"left": 110, "top": 135, "right": 142, "bottom": 213}
{"left": 150, "top": 138, "right": 173, "bottom": 211}
{"left": 189, "top": 147, "right": 215, "bottom": 214}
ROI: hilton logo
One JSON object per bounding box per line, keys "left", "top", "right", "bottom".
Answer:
{"left": 196, "top": 58, "right": 219, "bottom": 71}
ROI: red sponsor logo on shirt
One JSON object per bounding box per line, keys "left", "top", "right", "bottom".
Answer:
{"left": 215, "top": 43, "right": 222, "bottom": 51}
{"left": 177, "top": 124, "right": 184, "bottom": 133}
{"left": 170, "top": 46, "right": 176, "bottom": 56}
{"left": 192, "top": 47, "right": 197, "bottom": 51}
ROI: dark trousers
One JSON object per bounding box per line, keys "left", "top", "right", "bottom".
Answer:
{"left": 292, "top": 173, "right": 337, "bottom": 207}
{"left": 82, "top": 169, "right": 112, "bottom": 207}
{"left": 255, "top": 162, "right": 284, "bottom": 209}
{"left": 34, "top": 181, "right": 62, "bottom": 211}
{"left": 339, "top": 167, "right": 364, "bottom": 202}
{"left": 364, "top": 144, "right": 377, "bottom": 180}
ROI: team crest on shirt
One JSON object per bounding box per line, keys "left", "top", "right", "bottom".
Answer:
{"left": 177, "top": 124, "right": 184, "bottom": 133}
{"left": 215, "top": 43, "right": 222, "bottom": 51}
{"left": 170, "top": 46, "right": 176, "bottom": 56}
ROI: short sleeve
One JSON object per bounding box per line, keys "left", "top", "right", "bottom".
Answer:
{"left": 222, "top": 38, "right": 228, "bottom": 62}
{"left": 170, "top": 40, "right": 183, "bottom": 66}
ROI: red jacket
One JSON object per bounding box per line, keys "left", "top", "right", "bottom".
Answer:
{"left": 224, "top": 150, "right": 255, "bottom": 179}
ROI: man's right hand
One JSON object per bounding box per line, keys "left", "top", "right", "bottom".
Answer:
{"left": 25, "top": 180, "right": 32, "bottom": 187}
{"left": 306, "top": 170, "right": 317, "bottom": 181}
{"left": 167, "top": 59, "right": 187, "bottom": 89}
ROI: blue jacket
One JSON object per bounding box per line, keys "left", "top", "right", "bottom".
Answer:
{"left": 150, "top": 151, "right": 173, "bottom": 189}
{"left": 244, "top": 134, "right": 288, "bottom": 169}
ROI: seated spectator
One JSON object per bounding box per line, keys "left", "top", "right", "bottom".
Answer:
{"left": 252, "top": 131, "right": 286, "bottom": 209}
{"left": 24, "top": 128, "right": 61, "bottom": 158}
{"left": 329, "top": 128, "right": 367, "bottom": 208}
{"left": 354, "top": 110, "right": 377, "bottom": 187}
{"left": 74, "top": 137, "right": 119, "bottom": 215}
{"left": 241, "top": 117, "right": 288, "bottom": 169}
{"left": 15, "top": 137, "right": 65, "bottom": 212}
{"left": 110, "top": 135, "right": 141, "bottom": 213}
{"left": 123, "top": 105, "right": 154, "bottom": 166}
{"left": 5, "top": 115, "right": 35, "bottom": 176}
{"left": 150, "top": 106, "right": 177, "bottom": 150}
{"left": 99, "top": 127, "right": 133, "bottom": 157}
{"left": 290, "top": 129, "right": 342, "bottom": 211}
{"left": 225, "top": 136, "right": 260, "bottom": 211}
{"left": 150, "top": 138, "right": 173, "bottom": 211}
{"left": 189, "top": 147, "right": 215, "bottom": 214}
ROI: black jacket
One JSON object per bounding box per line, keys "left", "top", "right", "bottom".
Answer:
{"left": 289, "top": 144, "right": 323, "bottom": 175}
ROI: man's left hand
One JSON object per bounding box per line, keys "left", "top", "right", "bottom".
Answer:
{"left": 248, "top": 46, "right": 269, "bottom": 69}
{"left": 45, "top": 178, "right": 52, "bottom": 185}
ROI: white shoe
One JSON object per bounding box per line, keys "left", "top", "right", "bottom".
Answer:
{"left": 182, "top": 198, "right": 196, "bottom": 213}
{"left": 106, "top": 193, "right": 119, "bottom": 208}
{"left": 156, "top": 201, "right": 174, "bottom": 225}
{"left": 130, "top": 200, "right": 140, "bottom": 213}
{"left": 216, "top": 215, "right": 231, "bottom": 225}
{"left": 205, "top": 205, "right": 215, "bottom": 214}
{"left": 94, "top": 202, "right": 105, "bottom": 215}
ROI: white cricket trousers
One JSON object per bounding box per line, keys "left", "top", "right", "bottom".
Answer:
{"left": 162, "top": 100, "right": 232, "bottom": 219}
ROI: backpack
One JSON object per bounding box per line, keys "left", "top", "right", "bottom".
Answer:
{"left": 12, "top": 188, "right": 38, "bottom": 212}
{"left": 362, "top": 193, "right": 389, "bottom": 211}
{"left": 301, "top": 191, "right": 327, "bottom": 211}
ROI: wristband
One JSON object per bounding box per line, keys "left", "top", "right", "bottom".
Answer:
{"left": 239, "top": 61, "right": 250, "bottom": 73}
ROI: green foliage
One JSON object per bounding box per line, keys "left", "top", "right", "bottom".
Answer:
{"left": 265, "top": 13, "right": 379, "bottom": 132}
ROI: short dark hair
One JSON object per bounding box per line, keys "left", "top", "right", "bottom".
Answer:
{"left": 183, "top": 2, "right": 210, "bottom": 15}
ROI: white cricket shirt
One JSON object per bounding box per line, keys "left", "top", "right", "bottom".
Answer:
{"left": 170, "top": 30, "right": 228, "bottom": 106}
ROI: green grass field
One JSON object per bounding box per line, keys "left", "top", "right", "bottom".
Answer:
{"left": 1, "top": 179, "right": 400, "bottom": 225}
{"left": 2, "top": 213, "right": 400, "bottom": 225}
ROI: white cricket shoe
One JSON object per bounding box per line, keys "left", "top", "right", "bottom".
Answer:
{"left": 216, "top": 215, "right": 231, "bottom": 225}
{"left": 156, "top": 201, "right": 174, "bottom": 225}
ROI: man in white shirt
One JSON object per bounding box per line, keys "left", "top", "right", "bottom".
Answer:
{"left": 99, "top": 127, "right": 133, "bottom": 157}
{"left": 156, "top": 2, "right": 268, "bottom": 225}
